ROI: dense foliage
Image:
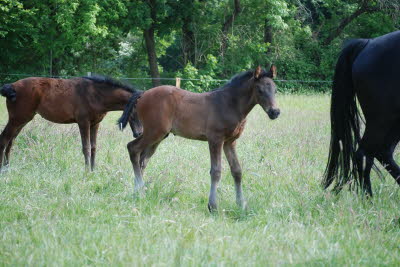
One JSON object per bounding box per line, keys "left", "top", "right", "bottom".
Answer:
{"left": 0, "top": 0, "right": 399, "bottom": 91}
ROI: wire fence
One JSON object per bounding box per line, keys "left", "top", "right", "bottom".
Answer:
{"left": 0, "top": 72, "right": 332, "bottom": 93}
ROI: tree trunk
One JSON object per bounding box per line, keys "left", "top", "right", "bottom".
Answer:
{"left": 182, "top": 12, "right": 195, "bottom": 66}
{"left": 143, "top": 0, "right": 160, "bottom": 87}
{"left": 264, "top": 19, "right": 273, "bottom": 56}
{"left": 221, "top": 0, "right": 242, "bottom": 56}
{"left": 143, "top": 28, "right": 160, "bottom": 86}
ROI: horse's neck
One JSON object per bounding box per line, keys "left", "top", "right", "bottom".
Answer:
{"left": 97, "top": 88, "right": 133, "bottom": 111}
{"left": 226, "top": 84, "right": 256, "bottom": 120}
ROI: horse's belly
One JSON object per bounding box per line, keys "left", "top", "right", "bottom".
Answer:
{"left": 171, "top": 118, "right": 208, "bottom": 141}
{"left": 171, "top": 127, "right": 207, "bottom": 141}
{"left": 37, "top": 105, "right": 76, "bottom": 123}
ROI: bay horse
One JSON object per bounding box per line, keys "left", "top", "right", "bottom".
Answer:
{"left": 0, "top": 76, "right": 143, "bottom": 171}
{"left": 119, "top": 65, "right": 280, "bottom": 211}
{"left": 324, "top": 30, "right": 400, "bottom": 196}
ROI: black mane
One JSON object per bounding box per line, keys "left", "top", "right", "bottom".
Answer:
{"left": 216, "top": 69, "right": 269, "bottom": 91}
{"left": 82, "top": 75, "right": 137, "bottom": 93}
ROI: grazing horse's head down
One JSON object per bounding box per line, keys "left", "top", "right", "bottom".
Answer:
{"left": 252, "top": 65, "right": 279, "bottom": 119}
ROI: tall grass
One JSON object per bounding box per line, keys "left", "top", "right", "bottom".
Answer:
{"left": 0, "top": 95, "right": 399, "bottom": 266}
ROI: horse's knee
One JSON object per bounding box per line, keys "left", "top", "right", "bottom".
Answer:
{"left": 82, "top": 145, "right": 90, "bottom": 153}
{"left": 210, "top": 167, "right": 221, "bottom": 179}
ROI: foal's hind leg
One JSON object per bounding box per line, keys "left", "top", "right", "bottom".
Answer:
{"left": 127, "top": 135, "right": 147, "bottom": 192}
{"left": 208, "top": 139, "right": 223, "bottom": 212}
{"left": 4, "top": 126, "right": 25, "bottom": 166}
{"left": 0, "top": 120, "right": 29, "bottom": 169}
{"left": 128, "top": 131, "right": 166, "bottom": 192}
{"left": 224, "top": 141, "right": 246, "bottom": 209}
{"left": 139, "top": 142, "right": 160, "bottom": 173}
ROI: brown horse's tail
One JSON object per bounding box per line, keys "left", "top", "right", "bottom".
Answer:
{"left": 118, "top": 91, "right": 143, "bottom": 131}
{"left": 323, "top": 39, "right": 370, "bottom": 192}
{"left": 0, "top": 84, "right": 17, "bottom": 102}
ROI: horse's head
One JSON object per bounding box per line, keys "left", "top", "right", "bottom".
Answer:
{"left": 252, "top": 65, "right": 280, "bottom": 120}
{"left": 128, "top": 111, "right": 143, "bottom": 138}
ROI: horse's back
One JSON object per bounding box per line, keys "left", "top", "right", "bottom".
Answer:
{"left": 352, "top": 31, "right": 400, "bottom": 120}
{"left": 10, "top": 77, "right": 84, "bottom": 123}
{"left": 137, "top": 85, "right": 211, "bottom": 140}
{"left": 353, "top": 31, "right": 400, "bottom": 82}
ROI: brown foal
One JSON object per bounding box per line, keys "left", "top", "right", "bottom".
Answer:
{"left": 0, "top": 76, "right": 142, "bottom": 171}
{"left": 119, "top": 65, "right": 280, "bottom": 211}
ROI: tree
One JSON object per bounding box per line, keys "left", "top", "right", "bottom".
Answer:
{"left": 221, "top": 0, "right": 242, "bottom": 56}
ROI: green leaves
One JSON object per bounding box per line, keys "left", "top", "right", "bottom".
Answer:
{"left": 0, "top": 0, "right": 399, "bottom": 89}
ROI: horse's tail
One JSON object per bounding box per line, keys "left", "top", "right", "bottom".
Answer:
{"left": 322, "top": 39, "right": 369, "bottom": 192}
{"left": 117, "top": 91, "right": 143, "bottom": 131}
{"left": 0, "top": 84, "right": 17, "bottom": 102}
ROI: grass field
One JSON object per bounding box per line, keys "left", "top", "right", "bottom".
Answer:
{"left": 0, "top": 95, "right": 399, "bottom": 266}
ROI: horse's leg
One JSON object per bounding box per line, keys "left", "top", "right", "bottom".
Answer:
{"left": 208, "top": 139, "right": 223, "bottom": 212}
{"left": 127, "top": 135, "right": 146, "bottom": 192}
{"left": 355, "top": 148, "right": 374, "bottom": 197}
{"left": 357, "top": 122, "right": 397, "bottom": 195}
{"left": 0, "top": 121, "right": 25, "bottom": 169}
{"left": 375, "top": 130, "right": 400, "bottom": 186}
{"left": 78, "top": 121, "right": 91, "bottom": 171}
{"left": 223, "top": 141, "right": 246, "bottom": 209}
{"left": 377, "top": 153, "right": 400, "bottom": 185}
{"left": 139, "top": 142, "right": 160, "bottom": 174}
{"left": 89, "top": 122, "right": 100, "bottom": 171}
{"left": 4, "top": 125, "right": 25, "bottom": 166}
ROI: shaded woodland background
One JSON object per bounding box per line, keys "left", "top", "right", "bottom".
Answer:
{"left": 1, "top": 0, "right": 399, "bottom": 91}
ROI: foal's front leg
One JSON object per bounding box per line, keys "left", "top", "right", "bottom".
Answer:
{"left": 224, "top": 141, "right": 246, "bottom": 209}
{"left": 78, "top": 121, "right": 91, "bottom": 171}
{"left": 90, "top": 123, "right": 100, "bottom": 171}
{"left": 208, "top": 140, "right": 223, "bottom": 212}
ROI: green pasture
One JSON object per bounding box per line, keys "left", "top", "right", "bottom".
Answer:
{"left": 0, "top": 95, "right": 399, "bottom": 266}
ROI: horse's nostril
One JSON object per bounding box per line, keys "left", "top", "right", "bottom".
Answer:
{"left": 267, "top": 108, "right": 280, "bottom": 119}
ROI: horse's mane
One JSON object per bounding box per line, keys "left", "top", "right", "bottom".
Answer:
{"left": 82, "top": 75, "right": 137, "bottom": 93}
{"left": 215, "top": 69, "right": 269, "bottom": 91}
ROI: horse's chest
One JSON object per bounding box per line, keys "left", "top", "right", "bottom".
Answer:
{"left": 225, "top": 120, "right": 246, "bottom": 140}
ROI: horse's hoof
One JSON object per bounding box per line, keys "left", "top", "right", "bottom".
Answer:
{"left": 238, "top": 201, "right": 247, "bottom": 210}
{"left": 208, "top": 203, "right": 217, "bottom": 213}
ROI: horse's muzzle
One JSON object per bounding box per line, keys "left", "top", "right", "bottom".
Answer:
{"left": 133, "top": 131, "right": 142, "bottom": 138}
{"left": 267, "top": 108, "right": 280, "bottom": 120}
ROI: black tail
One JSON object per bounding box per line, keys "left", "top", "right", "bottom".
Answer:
{"left": 0, "top": 84, "right": 17, "bottom": 102}
{"left": 323, "top": 39, "right": 370, "bottom": 192}
{"left": 117, "top": 91, "right": 143, "bottom": 131}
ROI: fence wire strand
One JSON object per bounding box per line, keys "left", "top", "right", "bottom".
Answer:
{"left": 0, "top": 73, "right": 332, "bottom": 84}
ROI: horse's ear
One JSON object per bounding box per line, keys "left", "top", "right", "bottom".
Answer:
{"left": 254, "top": 65, "right": 262, "bottom": 79}
{"left": 267, "top": 64, "right": 277, "bottom": 79}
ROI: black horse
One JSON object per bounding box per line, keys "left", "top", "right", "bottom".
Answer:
{"left": 323, "top": 30, "right": 400, "bottom": 196}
